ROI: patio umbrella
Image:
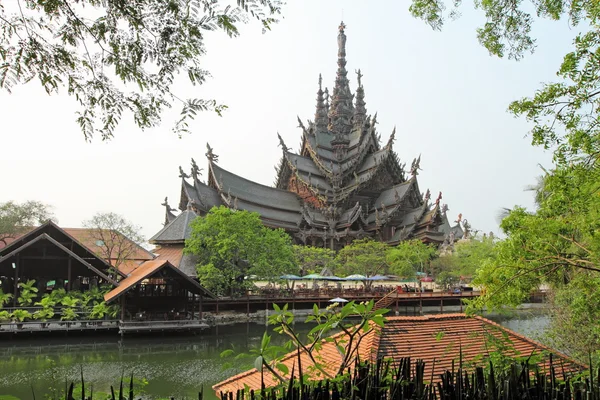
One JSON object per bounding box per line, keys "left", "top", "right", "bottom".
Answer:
{"left": 344, "top": 274, "right": 367, "bottom": 281}
{"left": 420, "top": 277, "right": 434, "bottom": 282}
{"left": 329, "top": 297, "right": 349, "bottom": 303}
{"left": 366, "top": 275, "right": 389, "bottom": 281}
{"left": 280, "top": 274, "right": 302, "bottom": 280}
{"left": 302, "top": 273, "right": 325, "bottom": 280}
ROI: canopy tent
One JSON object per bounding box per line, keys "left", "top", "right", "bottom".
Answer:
{"left": 280, "top": 274, "right": 302, "bottom": 280}
{"left": 344, "top": 274, "right": 367, "bottom": 281}
{"left": 302, "top": 273, "right": 325, "bottom": 280}
{"left": 366, "top": 275, "right": 389, "bottom": 281}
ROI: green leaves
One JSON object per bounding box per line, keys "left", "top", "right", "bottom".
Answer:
{"left": 185, "top": 206, "right": 296, "bottom": 296}
{"left": 336, "top": 238, "right": 389, "bottom": 279}
{"left": 0, "top": 0, "right": 283, "bottom": 140}
{"left": 0, "top": 200, "right": 54, "bottom": 247}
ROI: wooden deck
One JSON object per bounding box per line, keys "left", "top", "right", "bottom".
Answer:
{"left": 0, "top": 320, "right": 119, "bottom": 334}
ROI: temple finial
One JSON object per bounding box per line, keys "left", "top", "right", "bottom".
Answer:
{"left": 314, "top": 74, "right": 327, "bottom": 133}
{"left": 277, "top": 132, "right": 290, "bottom": 153}
{"left": 205, "top": 143, "right": 219, "bottom": 163}
{"left": 386, "top": 126, "right": 396, "bottom": 147}
{"left": 161, "top": 197, "right": 177, "bottom": 226}
{"left": 410, "top": 154, "right": 422, "bottom": 176}
{"left": 424, "top": 189, "right": 431, "bottom": 203}
{"left": 191, "top": 158, "right": 203, "bottom": 179}
{"left": 328, "top": 21, "right": 353, "bottom": 137}
{"left": 354, "top": 69, "right": 367, "bottom": 125}
{"left": 178, "top": 166, "right": 190, "bottom": 179}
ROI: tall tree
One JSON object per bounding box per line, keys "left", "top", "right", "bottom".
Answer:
{"left": 410, "top": 0, "right": 600, "bottom": 362}
{"left": 387, "top": 239, "right": 437, "bottom": 279}
{"left": 335, "top": 238, "right": 389, "bottom": 282}
{"left": 0, "top": 0, "right": 283, "bottom": 140}
{"left": 293, "top": 245, "right": 337, "bottom": 276}
{"left": 470, "top": 164, "right": 600, "bottom": 360}
{"left": 82, "top": 212, "right": 146, "bottom": 269}
{"left": 0, "top": 200, "right": 53, "bottom": 246}
{"left": 185, "top": 206, "right": 295, "bottom": 296}
{"left": 432, "top": 235, "right": 496, "bottom": 288}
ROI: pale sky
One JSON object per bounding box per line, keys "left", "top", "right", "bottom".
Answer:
{"left": 0, "top": 1, "right": 576, "bottom": 242}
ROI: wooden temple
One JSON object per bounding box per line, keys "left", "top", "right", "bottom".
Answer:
{"left": 154, "top": 23, "right": 464, "bottom": 252}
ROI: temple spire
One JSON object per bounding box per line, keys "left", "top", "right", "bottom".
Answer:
{"left": 314, "top": 74, "right": 328, "bottom": 133}
{"left": 354, "top": 69, "right": 366, "bottom": 125}
{"left": 328, "top": 22, "right": 353, "bottom": 136}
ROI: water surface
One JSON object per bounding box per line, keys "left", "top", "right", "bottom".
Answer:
{"left": 0, "top": 311, "right": 550, "bottom": 399}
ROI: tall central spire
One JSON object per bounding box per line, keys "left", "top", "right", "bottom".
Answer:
{"left": 328, "top": 22, "right": 353, "bottom": 136}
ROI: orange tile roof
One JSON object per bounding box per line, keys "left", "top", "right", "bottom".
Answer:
{"left": 63, "top": 228, "right": 155, "bottom": 261}
{"left": 152, "top": 245, "right": 184, "bottom": 267}
{"left": 115, "top": 259, "right": 146, "bottom": 275}
{"left": 104, "top": 260, "right": 170, "bottom": 303}
{"left": 213, "top": 314, "right": 585, "bottom": 394}
{"left": 0, "top": 227, "right": 154, "bottom": 262}
{"left": 104, "top": 259, "right": 215, "bottom": 303}
{"left": 214, "top": 328, "right": 378, "bottom": 395}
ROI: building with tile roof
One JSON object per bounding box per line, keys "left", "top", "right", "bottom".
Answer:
{"left": 0, "top": 226, "right": 155, "bottom": 275}
{"left": 213, "top": 314, "right": 584, "bottom": 394}
{"left": 155, "top": 23, "right": 465, "bottom": 252}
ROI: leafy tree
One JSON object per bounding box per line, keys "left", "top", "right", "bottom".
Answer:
{"left": 545, "top": 272, "right": 600, "bottom": 361}
{"left": 410, "top": 0, "right": 600, "bottom": 167}
{"left": 386, "top": 239, "right": 437, "bottom": 278}
{"left": 412, "top": 0, "right": 600, "bottom": 362}
{"left": 293, "top": 245, "right": 338, "bottom": 276}
{"left": 0, "top": 1, "right": 283, "bottom": 140}
{"left": 432, "top": 236, "right": 497, "bottom": 285}
{"left": 82, "top": 212, "right": 146, "bottom": 270}
{"left": 470, "top": 164, "right": 600, "bottom": 361}
{"left": 185, "top": 206, "right": 295, "bottom": 296}
{"left": 0, "top": 200, "right": 54, "bottom": 246}
{"left": 335, "top": 238, "right": 389, "bottom": 280}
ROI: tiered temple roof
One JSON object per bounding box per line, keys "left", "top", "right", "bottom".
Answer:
{"left": 153, "top": 23, "right": 464, "bottom": 251}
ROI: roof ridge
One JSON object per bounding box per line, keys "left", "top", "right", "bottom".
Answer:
{"left": 212, "top": 162, "right": 304, "bottom": 196}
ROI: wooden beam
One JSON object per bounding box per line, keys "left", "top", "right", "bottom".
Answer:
{"left": 13, "top": 254, "right": 18, "bottom": 307}
{"left": 67, "top": 257, "right": 72, "bottom": 291}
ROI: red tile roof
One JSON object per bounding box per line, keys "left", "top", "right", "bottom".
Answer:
{"left": 213, "top": 314, "right": 584, "bottom": 394}
{"left": 104, "top": 260, "right": 171, "bottom": 303}
{"left": 152, "top": 245, "right": 184, "bottom": 267}
{"left": 63, "top": 228, "right": 155, "bottom": 261}
{"left": 0, "top": 227, "right": 154, "bottom": 266}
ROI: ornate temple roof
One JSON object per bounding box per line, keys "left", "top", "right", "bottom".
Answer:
{"left": 155, "top": 22, "right": 462, "bottom": 250}
{"left": 150, "top": 208, "right": 198, "bottom": 244}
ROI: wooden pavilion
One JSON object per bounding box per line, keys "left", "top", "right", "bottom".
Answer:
{"left": 104, "top": 260, "right": 216, "bottom": 333}
{"left": 0, "top": 222, "right": 215, "bottom": 335}
{"left": 0, "top": 221, "right": 121, "bottom": 306}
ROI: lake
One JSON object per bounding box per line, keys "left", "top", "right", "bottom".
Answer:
{"left": 0, "top": 310, "right": 550, "bottom": 399}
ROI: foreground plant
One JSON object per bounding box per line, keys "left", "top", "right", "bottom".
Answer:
{"left": 0, "top": 1, "right": 283, "bottom": 140}
{"left": 222, "top": 300, "right": 388, "bottom": 386}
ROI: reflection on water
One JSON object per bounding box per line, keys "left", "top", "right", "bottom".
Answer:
{"left": 0, "top": 310, "right": 550, "bottom": 399}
